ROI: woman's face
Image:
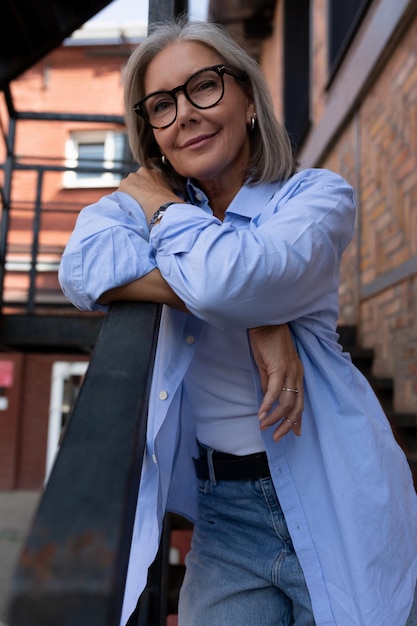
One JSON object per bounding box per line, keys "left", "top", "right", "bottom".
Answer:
{"left": 144, "top": 41, "right": 255, "bottom": 197}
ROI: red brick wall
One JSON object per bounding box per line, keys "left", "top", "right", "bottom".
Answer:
{"left": 17, "top": 354, "right": 55, "bottom": 489}
{"left": 0, "top": 354, "right": 25, "bottom": 489}
{"left": 261, "top": 2, "right": 417, "bottom": 413}
{"left": 1, "top": 43, "right": 129, "bottom": 488}
{"left": 323, "top": 123, "right": 360, "bottom": 326}
{"left": 4, "top": 43, "right": 135, "bottom": 307}
{"left": 0, "top": 352, "right": 89, "bottom": 490}
{"left": 327, "top": 15, "right": 417, "bottom": 411}
{"left": 9, "top": 43, "right": 131, "bottom": 208}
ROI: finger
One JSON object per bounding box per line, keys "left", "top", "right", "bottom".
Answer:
{"left": 259, "top": 387, "right": 303, "bottom": 438}
{"left": 258, "top": 383, "right": 302, "bottom": 422}
{"left": 257, "top": 356, "right": 304, "bottom": 421}
{"left": 272, "top": 413, "right": 303, "bottom": 441}
{"left": 259, "top": 401, "right": 303, "bottom": 436}
{"left": 258, "top": 371, "right": 286, "bottom": 418}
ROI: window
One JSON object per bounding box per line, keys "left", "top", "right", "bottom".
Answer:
{"left": 64, "top": 130, "right": 129, "bottom": 188}
{"left": 328, "top": 0, "right": 373, "bottom": 81}
{"left": 283, "top": 0, "right": 311, "bottom": 152}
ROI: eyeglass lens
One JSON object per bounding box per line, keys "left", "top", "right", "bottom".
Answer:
{"left": 144, "top": 68, "right": 224, "bottom": 128}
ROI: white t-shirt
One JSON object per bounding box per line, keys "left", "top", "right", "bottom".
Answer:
{"left": 183, "top": 322, "right": 265, "bottom": 455}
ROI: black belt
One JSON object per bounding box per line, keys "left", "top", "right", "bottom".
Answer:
{"left": 193, "top": 444, "right": 270, "bottom": 481}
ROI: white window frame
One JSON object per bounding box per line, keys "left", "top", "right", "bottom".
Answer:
{"left": 64, "top": 130, "right": 125, "bottom": 188}
{"left": 45, "top": 361, "right": 89, "bottom": 482}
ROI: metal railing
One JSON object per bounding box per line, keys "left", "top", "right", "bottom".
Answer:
{"left": 8, "top": 302, "right": 163, "bottom": 625}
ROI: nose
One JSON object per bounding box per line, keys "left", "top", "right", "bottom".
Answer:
{"left": 175, "top": 91, "right": 199, "bottom": 125}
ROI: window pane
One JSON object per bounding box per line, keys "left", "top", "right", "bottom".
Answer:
{"left": 114, "top": 133, "right": 134, "bottom": 178}
{"left": 77, "top": 142, "right": 105, "bottom": 178}
{"left": 328, "top": 0, "right": 373, "bottom": 78}
{"left": 113, "top": 133, "right": 126, "bottom": 175}
{"left": 284, "top": 0, "right": 310, "bottom": 152}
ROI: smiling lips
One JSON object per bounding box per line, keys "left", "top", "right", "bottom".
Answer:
{"left": 181, "top": 131, "right": 218, "bottom": 149}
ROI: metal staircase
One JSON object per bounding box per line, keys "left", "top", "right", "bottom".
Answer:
{"left": 339, "top": 326, "right": 417, "bottom": 488}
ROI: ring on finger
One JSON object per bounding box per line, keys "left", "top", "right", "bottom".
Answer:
{"left": 285, "top": 417, "right": 298, "bottom": 426}
{"left": 282, "top": 387, "right": 299, "bottom": 394}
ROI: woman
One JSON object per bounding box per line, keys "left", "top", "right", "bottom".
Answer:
{"left": 59, "top": 19, "right": 417, "bottom": 626}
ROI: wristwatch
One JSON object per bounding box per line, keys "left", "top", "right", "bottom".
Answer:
{"left": 149, "top": 202, "right": 176, "bottom": 230}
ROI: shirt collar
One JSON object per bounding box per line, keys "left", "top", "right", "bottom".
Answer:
{"left": 186, "top": 179, "right": 281, "bottom": 219}
{"left": 186, "top": 180, "right": 209, "bottom": 207}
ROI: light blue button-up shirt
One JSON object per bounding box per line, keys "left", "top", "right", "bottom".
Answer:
{"left": 59, "top": 168, "right": 417, "bottom": 626}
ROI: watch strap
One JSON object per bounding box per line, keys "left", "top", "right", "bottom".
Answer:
{"left": 149, "top": 201, "right": 176, "bottom": 229}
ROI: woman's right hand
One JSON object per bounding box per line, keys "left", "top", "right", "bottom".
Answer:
{"left": 249, "top": 324, "right": 303, "bottom": 441}
{"left": 119, "top": 167, "right": 183, "bottom": 224}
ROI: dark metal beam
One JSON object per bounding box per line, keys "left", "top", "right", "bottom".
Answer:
{"left": 8, "top": 302, "right": 161, "bottom": 626}
{"left": 148, "top": 0, "right": 188, "bottom": 25}
{"left": 0, "top": 0, "right": 115, "bottom": 90}
{"left": 0, "top": 314, "right": 102, "bottom": 352}
{"left": 0, "top": 87, "right": 16, "bottom": 307}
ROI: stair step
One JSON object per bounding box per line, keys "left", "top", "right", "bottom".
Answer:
{"left": 392, "top": 414, "right": 417, "bottom": 428}
{"left": 407, "top": 452, "right": 417, "bottom": 463}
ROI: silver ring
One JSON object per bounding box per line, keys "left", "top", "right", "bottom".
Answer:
{"left": 282, "top": 387, "right": 299, "bottom": 394}
{"left": 285, "top": 418, "right": 298, "bottom": 426}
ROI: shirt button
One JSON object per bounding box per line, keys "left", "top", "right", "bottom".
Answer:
{"left": 185, "top": 335, "right": 195, "bottom": 345}
{"left": 195, "top": 192, "right": 203, "bottom": 201}
{"left": 159, "top": 390, "right": 168, "bottom": 401}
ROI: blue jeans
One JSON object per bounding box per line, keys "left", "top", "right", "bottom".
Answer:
{"left": 177, "top": 468, "right": 417, "bottom": 626}
{"left": 178, "top": 470, "right": 315, "bottom": 625}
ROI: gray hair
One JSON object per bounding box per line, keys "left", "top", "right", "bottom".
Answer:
{"left": 123, "top": 19, "right": 297, "bottom": 194}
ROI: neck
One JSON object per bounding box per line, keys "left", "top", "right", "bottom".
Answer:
{"left": 196, "top": 179, "right": 244, "bottom": 222}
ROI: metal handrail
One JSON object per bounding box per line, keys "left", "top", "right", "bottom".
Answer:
{"left": 8, "top": 302, "right": 162, "bottom": 626}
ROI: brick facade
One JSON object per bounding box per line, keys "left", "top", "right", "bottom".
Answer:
{"left": 261, "top": 0, "right": 417, "bottom": 415}
{"left": 1, "top": 41, "right": 131, "bottom": 488}
{"left": 0, "top": 353, "right": 89, "bottom": 489}
{"left": 327, "top": 8, "right": 417, "bottom": 412}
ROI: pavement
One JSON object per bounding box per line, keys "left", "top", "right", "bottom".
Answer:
{"left": 0, "top": 491, "right": 40, "bottom": 626}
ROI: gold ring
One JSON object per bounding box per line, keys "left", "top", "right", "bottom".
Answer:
{"left": 285, "top": 418, "right": 298, "bottom": 426}
{"left": 282, "top": 387, "right": 299, "bottom": 394}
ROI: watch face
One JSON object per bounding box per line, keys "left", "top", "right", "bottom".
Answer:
{"left": 159, "top": 202, "right": 176, "bottom": 211}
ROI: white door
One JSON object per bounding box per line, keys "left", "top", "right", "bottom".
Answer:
{"left": 45, "top": 361, "right": 89, "bottom": 482}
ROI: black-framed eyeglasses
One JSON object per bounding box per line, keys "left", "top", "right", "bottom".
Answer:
{"left": 133, "top": 64, "right": 248, "bottom": 129}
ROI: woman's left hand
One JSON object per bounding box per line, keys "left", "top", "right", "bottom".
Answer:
{"left": 249, "top": 324, "right": 303, "bottom": 441}
{"left": 119, "top": 167, "right": 183, "bottom": 223}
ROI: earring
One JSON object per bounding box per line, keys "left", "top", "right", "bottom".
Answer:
{"left": 250, "top": 113, "right": 257, "bottom": 131}
{"left": 161, "top": 154, "right": 167, "bottom": 165}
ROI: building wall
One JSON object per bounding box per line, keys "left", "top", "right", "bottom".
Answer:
{"left": 260, "top": 0, "right": 417, "bottom": 414}
{"left": 325, "top": 7, "right": 417, "bottom": 412}
{"left": 0, "top": 353, "right": 89, "bottom": 490}
{"left": 0, "top": 41, "right": 130, "bottom": 488}
{"left": 1, "top": 42, "right": 133, "bottom": 308}
{"left": 7, "top": 43, "right": 129, "bottom": 205}
{"left": 0, "top": 354, "right": 25, "bottom": 489}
